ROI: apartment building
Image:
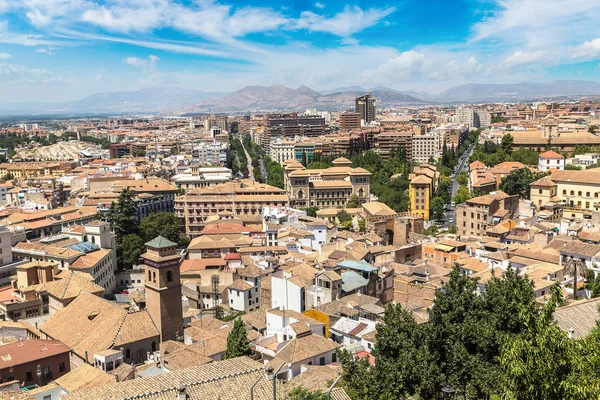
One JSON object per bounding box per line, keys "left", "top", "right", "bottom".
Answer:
{"left": 269, "top": 139, "right": 296, "bottom": 164}
{"left": 456, "top": 107, "right": 490, "bottom": 129}
{"left": 456, "top": 190, "right": 519, "bottom": 237}
{"left": 409, "top": 175, "right": 433, "bottom": 220}
{"left": 340, "top": 111, "right": 361, "bottom": 131}
{"left": 374, "top": 131, "right": 412, "bottom": 160}
{"left": 282, "top": 157, "right": 371, "bottom": 209}
{"left": 355, "top": 94, "right": 376, "bottom": 124}
{"left": 411, "top": 132, "right": 440, "bottom": 163}
{"left": 175, "top": 180, "right": 288, "bottom": 236}
{"left": 191, "top": 141, "right": 229, "bottom": 166}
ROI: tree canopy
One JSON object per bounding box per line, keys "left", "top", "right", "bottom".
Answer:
{"left": 499, "top": 168, "right": 548, "bottom": 199}
{"left": 225, "top": 318, "right": 250, "bottom": 359}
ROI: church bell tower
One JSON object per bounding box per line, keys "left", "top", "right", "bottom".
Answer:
{"left": 142, "top": 236, "right": 183, "bottom": 342}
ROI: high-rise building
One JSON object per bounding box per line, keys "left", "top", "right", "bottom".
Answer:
{"left": 355, "top": 94, "right": 376, "bottom": 124}
{"left": 340, "top": 111, "right": 361, "bottom": 131}
{"left": 142, "top": 236, "right": 184, "bottom": 342}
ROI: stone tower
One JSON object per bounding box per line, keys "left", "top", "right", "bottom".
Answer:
{"left": 142, "top": 236, "right": 183, "bottom": 342}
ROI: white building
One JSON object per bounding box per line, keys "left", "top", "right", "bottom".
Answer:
{"left": 170, "top": 167, "right": 232, "bottom": 190}
{"left": 539, "top": 150, "right": 565, "bottom": 171}
{"left": 191, "top": 141, "right": 229, "bottom": 166}
{"left": 227, "top": 279, "right": 258, "bottom": 312}
{"left": 269, "top": 139, "right": 296, "bottom": 164}
{"left": 411, "top": 132, "right": 440, "bottom": 164}
{"left": 271, "top": 271, "right": 306, "bottom": 313}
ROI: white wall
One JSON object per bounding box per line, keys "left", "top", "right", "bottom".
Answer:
{"left": 271, "top": 275, "right": 305, "bottom": 313}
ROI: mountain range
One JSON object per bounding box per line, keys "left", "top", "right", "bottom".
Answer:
{"left": 1, "top": 80, "right": 600, "bottom": 115}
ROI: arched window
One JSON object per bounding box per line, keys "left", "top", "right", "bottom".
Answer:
{"left": 578, "top": 191, "right": 582, "bottom": 196}
{"left": 125, "top": 348, "right": 131, "bottom": 359}
{"left": 563, "top": 190, "right": 567, "bottom": 195}
{"left": 587, "top": 192, "right": 591, "bottom": 197}
{"left": 297, "top": 190, "right": 303, "bottom": 199}
{"left": 167, "top": 270, "right": 173, "bottom": 283}
{"left": 91, "top": 236, "right": 95, "bottom": 244}
{"left": 570, "top": 191, "right": 574, "bottom": 196}
{"left": 153, "top": 271, "right": 157, "bottom": 283}
{"left": 358, "top": 188, "right": 364, "bottom": 197}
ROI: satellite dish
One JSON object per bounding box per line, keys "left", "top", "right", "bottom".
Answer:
{"left": 149, "top": 354, "right": 154, "bottom": 361}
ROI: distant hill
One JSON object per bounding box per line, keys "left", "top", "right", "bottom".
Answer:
{"left": 0, "top": 87, "right": 227, "bottom": 115}
{"left": 188, "top": 85, "right": 424, "bottom": 112}
{"left": 438, "top": 80, "right": 600, "bottom": 102}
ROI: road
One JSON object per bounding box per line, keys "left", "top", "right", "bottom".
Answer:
{"left": 442, "top": 143, "right": 476, "bottom": 228}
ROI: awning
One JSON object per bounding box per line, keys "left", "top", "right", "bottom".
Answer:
{"left": 434, "top": 244, "right": 454, "bottom": 252}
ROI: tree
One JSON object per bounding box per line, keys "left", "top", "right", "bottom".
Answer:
{"left": 457, "top": 171, "right": 468, "bottom": 186}
{"left": 564, "top": 164, "right": 582, "bottom": 170}
{"left": 453, "top": 185, "right": 471, "bottom": 204}
{"left": 287, "top": 387, "right": 327, "bottom": 400}
{"left": 301, "top": 151, "right": 308, "bottom": 167}
{"left": 336, "top": 210, "right": 352, "bottom": 224}
{"left": 358, "top": 218, "right": 366, "bottom": 232}
{"left": 307, "top": 161, "right": 332, "bottom": 169}
{"left": 133, "top": 148, "right": 146, "bottom": 157}
{"left": 424, "top": 225, "right": 439, "bottom": 236}
{"left": 4, "top": 172, "right": 14, "bottom": 181}
{"left": 346, "top": 194, "right": 362, "bottom": 208}
{"left": 448, "top": 225, "right": 458, "bottom": 234}
{"left": 225, "top": 318, "right": 250, "bottom": 359}
{"left": 500, "top": 168, "right": 547, "bottom": 199}
{"left": 303, "top": 206, "right": 319, "bottom": 217}
{"left": 501, "top": 133, "right": 514, "bottom": 153}
{"left": 108, "top": 189, "right": 138, "bottom": 246}
{"left": 139, "top": 212, "right": 183, "bottom": 245}
{"left": 121, "top": 234, "right": 146, "bottom": 269}
{"left": 564, "top": 258, "right": 588, "bottom": 300}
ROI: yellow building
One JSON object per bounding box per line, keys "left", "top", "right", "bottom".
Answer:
{"left": 0, "top": 162, "right": 60, "bottom": 179}
{"left": 530, "top": 169, "right": 600, "bottom": 212}
{"left": 409, "top": 175, "right": 433, "bottom": 220}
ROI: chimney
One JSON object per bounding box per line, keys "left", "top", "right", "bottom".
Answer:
{"left": 568, "top": 328, "right": 575, "bottom": 339}
{"left": 546, "top": 273, "right": 552, "bottom": 281}
{"left": 178, "top": 386, "right": 188, "bottom": 400}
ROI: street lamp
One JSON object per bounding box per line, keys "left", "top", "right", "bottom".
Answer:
{"left": 442, "top": 385, "right": 455, "bottom": 398}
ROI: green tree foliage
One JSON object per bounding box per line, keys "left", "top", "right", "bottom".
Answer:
{"left": 564, "top": 164, "right": 582, "bottom": 170}
{"left": 225, "top": 318, "right": 250, "bottom": 359}
{"left": 448, "top": 225, "right": 458, "bottom": 234}
{"left": 287, "top": 387, "right": 327, "bottom": 400}
{"left": 424, "top": 225, "right": 439, "bottom": 236}
{"left": 303, "top": 206, "right": 319, "bottom": 217}
{"left": 346, "top": 194, "right": 362, "bottom": 208}
{"left": 453, "top": 185, "right": 471, "bottom": 204}
{"left": 336, "top": 210, "right": 352, "bottom": 224}
{"left": 358, "top": 218, "right": 366, "bottom": 232}
{"left": 264, "top": 156, "right": 284, "bottom": 189}
{"left": 230, "top": 121, "right": 239, "bottom": 133}
{"left": 348, "top": 150, "right": 411, "bottom": 213}
{"left": 339, "top": 265, "right": 580, "bottom": 400}
{"left": 139, "top": 212, "right": 185, "bottom": 245}
{"left": 436, "top": 176, "right": 451, "bottom": 204}
{"left": 499, "top": 168, "right": 548, "bottom": 199}
{"left": 108, "top": 189, "right": 138, "bottom": 246}
{"left": 492, "top": 115, "right": 508, "bottom": 124}
{"left": 457, "top": 171, "right": 468, "bottom": 186}
{"left": 121, "top": 234, "right": 146, "bottom": 269}
{"left": 430, "top": 196, "right": 445, "bottom": 220}
{"left": 307, "top": 161, "right": 332, "bottom": 169}
{"left": 4, "top": 172, "right": 14, "bottom": 181}
{"left": 133, "top": 148, "right": 146, "bottom": 157}
{"left": 501, "top": 133, "right": 514, "bottom": 153}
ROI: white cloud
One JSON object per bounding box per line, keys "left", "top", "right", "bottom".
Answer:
{"left": 123, "top": 54, "right": 160, "bottom": 68}
{"left": 573, "top": 38, "right": 600, "bottom": 59}
{"left": 35, "top": 46, "right": 57, "bottom": 55}
{"left": 95, "top": 73, "right": 103, "bottom": 81}
{"left": 503, "top": 50, "right": 545, "bottom": 68}
{"left": 0, "top": 63, "right": 52, "bottom": 83}
{"left": 315, "top": 2, "right": 325, "bottom": 9}
{"left": 357, "top": 50, "right": 425, "bottom": 83}
{"left": 297, "top": 5, "right": 396, "bottom": 37}
{"left": 81, "top": 0, "right": 169, "bottom": 33}
{"left": 0, "top": 53, "right": 10, "bottom": 59}
{"left": 428, "top": 56, "right": 482, "bottom": 80}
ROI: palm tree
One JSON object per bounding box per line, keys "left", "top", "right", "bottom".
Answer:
{"left": 565, "top": 258, "right": 588, "bottom": 300}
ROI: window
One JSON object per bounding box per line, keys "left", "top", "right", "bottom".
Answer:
{"left": 578, "top": 191, "right": 582, "bottom": 196}
{"left": 125, "top": 349, "right": 131, "bottom": 358}
{"left": 59, "top": 362, "right": 66, "bottom": 372}
{"left": 319, "top": 357, "right": 325, "bottom": 365}
{"left": 151, "top": 342, "right": 157, "bottom": 352}
{"left": 26, "top": 371, "right": 32, "bottom": 381}
{"left": 332, "top": 353, "right": 337, "bottom": 363}
{"left": 167, "top": 270, "right": 173, "bottom": 283}
{"left": 539, "top": 189, "right": 543, "bottom": 194}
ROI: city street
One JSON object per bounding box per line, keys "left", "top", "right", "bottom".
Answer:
{"left": 442, "top": 143, "right": 476, "bottom": 228}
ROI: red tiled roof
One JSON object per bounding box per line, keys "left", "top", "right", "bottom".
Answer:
{"left": 180, "top": 258, "right": 226, "bottom": 272}
{"left": 539, "top": 150, "right": 564, "bottom": 159}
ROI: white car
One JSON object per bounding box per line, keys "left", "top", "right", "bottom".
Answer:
{"left": 449, "top": 217, "right": 454, "bottom": 223}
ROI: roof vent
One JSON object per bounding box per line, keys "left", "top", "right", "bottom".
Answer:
{"left": 88, "top": 311, "right": 100, "bottom": 321}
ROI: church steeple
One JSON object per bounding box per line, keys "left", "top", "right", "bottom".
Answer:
{"left": 142, "top": 236, "right": 183, "bottom": 342}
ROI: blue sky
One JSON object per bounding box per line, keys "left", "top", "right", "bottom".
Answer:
{"left": 1, "top": 0, "right": 600, "bottom": 102}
